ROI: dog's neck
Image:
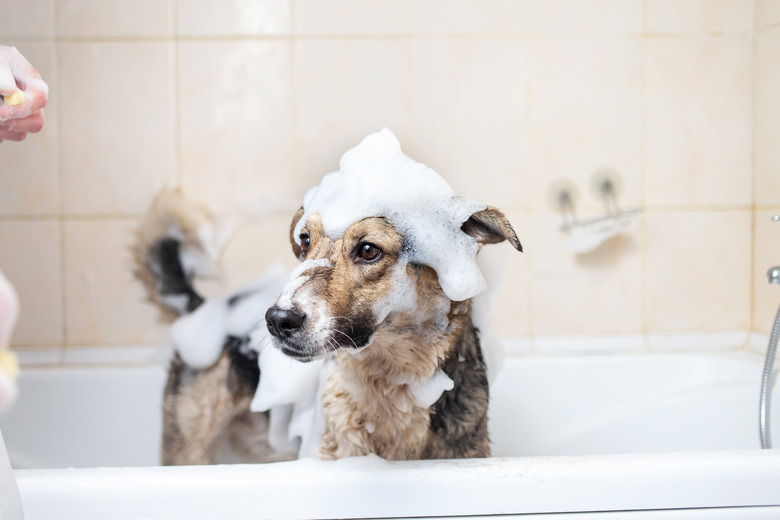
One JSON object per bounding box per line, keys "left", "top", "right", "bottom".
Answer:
{"left": 334, "top": 267, "right": 473, "bottom": 384}
{"left": 323, "top": 291, "right": 475, "bottom": 460}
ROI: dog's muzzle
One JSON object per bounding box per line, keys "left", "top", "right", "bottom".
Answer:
{"left": 265, "top": 306, "right": 306, "bottom": 339}
{"left": 265, "top": 305, "right": 317, "bottom": 361}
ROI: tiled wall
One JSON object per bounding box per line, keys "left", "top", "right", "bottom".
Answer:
{"left": 0, "top": 0, "right": 777, "bottom": 360}
{"left": 754, "top": 1, "right": 780, "bottom": 335}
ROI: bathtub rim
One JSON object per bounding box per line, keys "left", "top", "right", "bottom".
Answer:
{"left": 14, "top": 449, "right": 780, "bottom": 520}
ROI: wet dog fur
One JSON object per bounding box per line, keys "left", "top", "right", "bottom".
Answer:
{"left": 134, "top": 189, "right": 293, "bottom": 465}
{"left": 265, "top": 207, "right": 522, "bottom": 460}
{"left": 136, "top": 189, "right": 521, "bottom": 464}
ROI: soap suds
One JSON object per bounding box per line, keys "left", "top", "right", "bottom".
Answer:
{"left": 170, "top": 264, "right": 287, "bottom": 370}
{"left": 407, "top": 369, "right": 454, "bottom": 409}
{"left": 250, "top": 337, "right": 329, "bottom": 458}
{"left": 170, "top": 298, "right": 229, "bottom": 369}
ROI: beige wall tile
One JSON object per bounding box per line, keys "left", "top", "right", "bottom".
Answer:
{"left": 0, "top": 43, "right": 59, "bottom": 217}
{"left": 529, "top": 37, "right": 643, "bottom": 215}
{"left": 294, "top": 39, "right": 413, "bottom": 189}
{"left": 757, "top": 0, "right": 780, "bottom": 29}
{"left": 412, "top": 39, "right": 528, "bottom": 210}
{"left": 754, "top": 211, "right": 780, "bottom": 334}
{"left": 0, "top": 0, "right": 54, "bottom": 38}
{"left": 178, "top": 0, "right": 290, "bottom": 36}
{"left": 645, "top": 37, "right": 752, "bottom": 208}
{"left": 755, "top": 26, "right": 780, "bottom": 206}
{"left": 413, "top": 0, "right": 528, "bottom": 35}
{"left": 645, "top": 211, "right": 751, "bottom": 332}
{"left": 58, "top": 42, "right": 176, "bottom": 216}
{"left": 646, "top": 0, "right": 755, "bottom": 33}
{"left": 531, "top": 212, "right": 644, "bottom": 335}
{"left": 178, "top": 41, "right": 294, "bottom": 211}
{"left": 63, "top": 220, "right": 167, "bottom": 345}
{"left": 529, "top": 0, "right": 643, "bottom": 34}
{"left": 295, "top": 0, "right": 411, "bottom": 35}
{"left": 56, "top": 0, "right": 172, "bottom": 38}
{"left": 0, "top": 221, "right": 62, "bottom": 346}
{"left": 196, "top": 213, "right": 300, "bottom": 299}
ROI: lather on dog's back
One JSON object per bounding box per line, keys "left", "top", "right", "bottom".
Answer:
{"left": 265, "top": 129, "right": 522, "bottom": 460}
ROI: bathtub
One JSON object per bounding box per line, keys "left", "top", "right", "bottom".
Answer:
{"left": 2, "top": 347, "right": 780, "bottom": 519}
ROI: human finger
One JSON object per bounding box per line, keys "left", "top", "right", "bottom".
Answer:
{"left": 0, "top": 127, "right": 26, "bottom": 141}
{"left": 0, "top": 110, "right": 44, "bottom": 134}
{"left": 0, "top": 47, "right": 48, "bottom": 121}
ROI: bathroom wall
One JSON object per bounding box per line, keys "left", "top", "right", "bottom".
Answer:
{"left": 754, "top": 1, "right": 780, "bottom": 336}
{"left": 0, "top": 0, "right": 775, "bottom": 362}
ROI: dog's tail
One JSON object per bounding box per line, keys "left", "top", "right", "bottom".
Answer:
{"left": 132, "top": 188, "right": 230, "bottom": 322}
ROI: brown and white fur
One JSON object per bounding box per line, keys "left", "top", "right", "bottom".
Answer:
{"left": 136, "top": 189, "right": 521, "bottom": 463}
{"left": 133, "top": 189, "right": 294, "bottom": 465}
{"left": 265, "top": 207, "right": 522, "bottom": 460}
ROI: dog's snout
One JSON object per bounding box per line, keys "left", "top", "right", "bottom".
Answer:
{"left": 265, "top": 306, "right": 306, "bottom": 338}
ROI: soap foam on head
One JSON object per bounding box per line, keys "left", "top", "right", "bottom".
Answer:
{"left": 295, "top": 129, "right": 487, "bottom": 302}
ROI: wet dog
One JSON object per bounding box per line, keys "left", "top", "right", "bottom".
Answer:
{"left": 264, "top": 204, "right": 521, "bottom": 460}
{"left": 136, "top": 132, "right": 522, "bottom": 463}
{"left": 134, "top": 189, "right": 294, "bottom": 465}
{"left": 262, "top": 128, "right": 523, "bottom": 460}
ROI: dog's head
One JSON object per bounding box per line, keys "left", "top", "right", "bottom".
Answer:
{"left": 265, "top": 129, "right": 522, "bottom": 362}
{"left": 264, "top": 205, "right": 521, "bottom": 362}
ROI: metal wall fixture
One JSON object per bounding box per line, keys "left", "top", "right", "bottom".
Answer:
{"left": 759, "top": 215, "right": 780, "bottom": 449}
{"left": 549, "top": 170, "right": 641, "bottom": 255}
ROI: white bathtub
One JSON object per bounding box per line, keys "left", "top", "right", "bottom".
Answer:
{"left": 2, "top": 349, "right": 780, "bottom": 519}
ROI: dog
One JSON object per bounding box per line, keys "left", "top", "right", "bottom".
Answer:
{"left": 264, "top": 129, "right": 522, "bottom": 460}
{"left": 133, "top": 188, "right": 297, "bottom": 465}
{"left": 135, "top": 130, "right": 522, "bottom": 463}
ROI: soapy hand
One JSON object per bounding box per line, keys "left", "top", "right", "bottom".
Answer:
{"left": 0, "top": 45, "right": 48, "bottom": 143}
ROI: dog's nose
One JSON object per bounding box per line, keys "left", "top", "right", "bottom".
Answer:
{"left": 265, "top": 306, "right": 306, "bottom": 338}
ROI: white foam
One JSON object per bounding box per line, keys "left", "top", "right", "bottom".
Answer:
{"left": 371, "top": 259, "right": 417, "bottom": 325}
{"left": 294, "top": 129, "right": 487, "bottom": 302}
{"left": 407, "top": 369, "right": 454, "bottom": 409}
{"left": 170, "top": 265, "right": 288, "bottom": 370}
{"left": 275, "top": 276, "right": 310, "bottom": 310}
{"left": 470, "top": 244, "right": 508, "bottom": 385}
{"left": 226, "top": 279, "right": 288, "bottom": 337}
{"left": 289, "top": 258, "right": 332, "bottom": 281}
{"left": 170, "top": 298, "right": 228, "bottom": 369}
{"left": 250, "top": 332, "right": 327, "bottom": 458}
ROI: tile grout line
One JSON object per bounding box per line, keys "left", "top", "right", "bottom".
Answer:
{"left": 749, "top": 11, "right": 758, "bottom": 337}
{"left": 171, "top": 0, "right": 183, "bottom": 188}
{"left": 640, "top": 0, "right": 651, "bottom": 353}
{"left": 53, "top": 1, "right": 67, "bottom": 364}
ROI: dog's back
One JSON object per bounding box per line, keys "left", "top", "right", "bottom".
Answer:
{"left": 133, "top": 189, "right": 291, "bottom": 465}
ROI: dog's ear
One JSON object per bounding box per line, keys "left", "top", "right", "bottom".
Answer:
{"left": 462, "top": 206, "right": 523, "bottom": 252}
{"left": 290, "top": 207, "right": 305, "bottom": 258}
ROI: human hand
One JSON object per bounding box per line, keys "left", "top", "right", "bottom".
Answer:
{"left": 0, "top": 45, "right": 48, "bottom": 143}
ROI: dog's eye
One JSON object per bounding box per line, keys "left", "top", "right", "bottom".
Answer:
{"left": 299, "top": 234, "right": 311, "bottom": 257}
{"left": 355, "top": 242, "right": 382, "bottom": 263}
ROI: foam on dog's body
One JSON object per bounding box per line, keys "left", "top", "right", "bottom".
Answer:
{"left": 370, "top": 259, "right": 417, "bottom": 326}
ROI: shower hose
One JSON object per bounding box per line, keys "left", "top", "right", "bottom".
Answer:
{"left": 760, "top": 302, "right": 780, "bottom": 449}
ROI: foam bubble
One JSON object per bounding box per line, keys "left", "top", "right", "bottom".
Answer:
{"left": 407, "top": 369, "right": 454, "bottom": 409}
{"left": 170, "top": 298, "right": 228, "bottom": 369}
{"left": 294, "top": 129, "right": 487, "bottom": 302}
